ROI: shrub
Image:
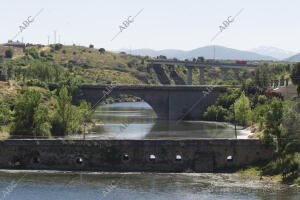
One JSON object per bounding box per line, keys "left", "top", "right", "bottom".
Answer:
{"left": 99, "top": 48, "right": 105, "bottom": 54}
{"left": 54, "top": 44, "right": 63, "bottom": 51}
{"left": 203, "top": 105, "right": 228, "bottom": 121}
{"left": 25, "top": 79, "right": 48, "bottom": 89}
{"left": 5, "top": 48, "right": 13, "bottom": 58}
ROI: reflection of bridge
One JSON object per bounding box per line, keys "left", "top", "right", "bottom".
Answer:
{"left": 81, "top": 85, "right": 238, "bottom": 120}
{"left": 147, "top": 60, "right": 259, "bottom": 85}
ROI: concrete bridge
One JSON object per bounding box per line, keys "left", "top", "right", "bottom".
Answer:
{"left": 80, "top": 85, "right": 238, "bottom": 120}
{"left": 148, "top": 60, "right": 258, "bottom": 85}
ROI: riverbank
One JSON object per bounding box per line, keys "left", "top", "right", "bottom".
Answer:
{"left": 237, "top": 166, "right": 300, "bottom": 187}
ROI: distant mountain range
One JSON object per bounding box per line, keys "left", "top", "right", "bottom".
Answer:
{"left": 116, "top": 45, "right": 300, "bottom": 62}
{"left": 285, "top": 53, "right": 300, "bottom": 62}
{"left": 249, "top": 46, "right": 296, "bottom": 60}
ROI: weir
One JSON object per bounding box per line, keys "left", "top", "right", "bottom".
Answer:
{"left": 0, "top": 139, "right": 273, "bottom": 172}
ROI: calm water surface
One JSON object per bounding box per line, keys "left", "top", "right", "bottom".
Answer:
{"left": 90, "top": 102, "right": 249, "bottom": 139}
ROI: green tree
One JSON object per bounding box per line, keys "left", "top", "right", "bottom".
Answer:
{"left": 234, "top": 91, "right": 252, "bottom": 126}
{"left": 254, "top": 64, "right": 270, "bottom": 89}
{"left": 0, "top": 102, "right": 12, "bottom": 126}
{"left": 5, "top": 48, "right": 13, "bottom": 58}
{"left": 78, "top": 101, "right": 93, "bottom": 123}
{"left": 291, "top": 62, "right": 300, "bottom": 96}
{"left": 263, "top": 98, "right": 283, "bottom": 153}
{"left": 33, "top": 105, "right": 52, "bottom": 137}
{"left": 11, "top": 89, "right": 51, "bottom": 137}
{"left": 52, "top": 86, "right": 74, "bottom": 135}
{"left": 99, "top": 48, "right": 105, "bottom": 54}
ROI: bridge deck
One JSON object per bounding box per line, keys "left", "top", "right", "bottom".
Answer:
{"left": 81, "top": 84, "right": 241, "bottom": 90}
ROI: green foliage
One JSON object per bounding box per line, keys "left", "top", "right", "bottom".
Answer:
{"left": 216, "top": 88, "right": 241, "bottom": 109}
{"left": 0, "top": 102, "right": 12, "bottom": 126}
{"left": 33, "top": 105, "right": 52, "bottom": 137}
{"left": 26, "top": 61, "right": 65, "bottom": 82}
{"left": 291, "top": 62, "right": 300, "bottom": 95}
{"left": 57, "top": 76, "right": 83, "bottom": 105}
{"left": 98, "top": 48, "right": 105, "bottom": 54}
{"left": 234, "top": 92, "right": 252, "bottom": 126}
{"left": 203, "top": 105, "right": 228, "bottom": 121}
{"left": 51, "top": 86, "right": 85, "bottom": 135}
{"left": 25, "top": 79, "right": 48, "bottom": 88}
{"left": 78, "top": 101, "right": 93, "bottom": 123}
{"left": 5, "top": 48, "right": 13, "bottom": 58}
{"left": 24, "top": 47, "right": 40, "bottom": 59}
{"left": 254, "top": 63, "right": 271, "bottom": 89}
{"left": 54, "top": 44, "right": 63, "bottom": 51}
{"left": 11, "top": 89, "right": 51, "bottom": 137}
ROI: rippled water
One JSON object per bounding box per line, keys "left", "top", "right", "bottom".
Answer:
{"left": 90, "top": 102, "right": 249, "bottom": 139}
{"left": 0, "top": 171, "right": 299, "bottom": 200}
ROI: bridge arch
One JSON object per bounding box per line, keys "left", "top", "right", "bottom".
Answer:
{"left": 80, "top": 85, "right": 230, "bottom": 120}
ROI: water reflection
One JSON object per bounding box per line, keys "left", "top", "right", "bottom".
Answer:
{"left": 90, "top": 102, "right": 247, "bottom": 139}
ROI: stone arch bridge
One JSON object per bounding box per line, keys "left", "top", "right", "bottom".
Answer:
{"left": 79, "top": 85, "right": 238, "bottom": 120}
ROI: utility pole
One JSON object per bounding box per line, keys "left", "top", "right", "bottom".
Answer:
{"left": 233, "top": 103, "right": 237, "bottom": 138}
{"left": 54, "top": 31, "right": 57, "bottom": 44}
{"left": 83, "top": 122, "right": 86, "bottom": 140}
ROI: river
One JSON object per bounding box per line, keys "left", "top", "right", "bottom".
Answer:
{"left": 0, "top": 102, "right": 299, "bottom": 199}
{"left": 0, "top": 171, "right": 299, "bottom": 200}
{"left": 90, "top": 102, "right": 251, "bottom": 139}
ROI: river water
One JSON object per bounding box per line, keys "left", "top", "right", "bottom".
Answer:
{"left": 90, "top": 102, "right": 250, "bottom": 139}
{"left": 0, "top": 102, "right": 299, "bottom": 199}
{"left": 0, "top": 171, "right": 299, "bottom": 200}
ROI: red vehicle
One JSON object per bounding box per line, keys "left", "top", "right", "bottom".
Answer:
{"left": 236, "top": 60, "right": 247, "bottom": 64}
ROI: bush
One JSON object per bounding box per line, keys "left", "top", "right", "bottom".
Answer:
{"left": 25, "top": 79, "right": 48, "bottom": 89}
{"left": 54, "top": 44, "right": 63, "bottom": 51}
{"left": 89, "top": 44, "right": 94, "bottom": 48}
{"left": 0, "top": 102, "right": 12, "bottom": 125}
{"left": 203, "top": 105, "right": 228, "bottom": 121}
{"left": 40, "top": 51, "right": 46, "bottom": 57}
{"left": 5, "top": 48, "right": 13, "bottom": 58}
{"left": 25, "top": 47, "right": 40, "bottom": 59}
{"left": 99, "top": 48, "right": 105, "bottom": 54}
{"left": 11, "top": 89, "right": 52, "bottom": 137}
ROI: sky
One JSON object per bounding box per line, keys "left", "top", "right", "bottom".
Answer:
{"left": 1, "top": 0, "right": 300, "bottom": 52}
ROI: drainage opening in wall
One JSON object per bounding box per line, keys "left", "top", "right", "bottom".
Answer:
{"left": 32, "top": 156, "right": 40, "bottom": 164}
{"left": 175, "top": 155, "right": 182, "bottom": 161}
{"left": 76, "top": 157, "right": 84, "bottom": 165}
{"left": 149, "top": 154, "right": 156, "bottom": 161}
{"left": 227, "top": 155, "right": 233, "bottom": 162}
{"left": 123, "top": 154, "right": 130, "bottom": 161}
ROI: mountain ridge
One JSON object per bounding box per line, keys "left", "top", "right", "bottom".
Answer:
{"left": 115, "top": 45, "right": 277, "bottom": 61}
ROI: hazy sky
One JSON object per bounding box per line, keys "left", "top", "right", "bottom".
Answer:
{"left": 1, "top": 0, "right": 300, "bottom": 52}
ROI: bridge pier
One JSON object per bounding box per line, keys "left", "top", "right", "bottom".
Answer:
{"left": 200, "top": 68, "right": 205, "bottom": 85}
{"left": 187, "top": 67, "right": 193, "bottom": 85}
{"left": 221, "top": 68, "right": 228, "bottom": 81}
